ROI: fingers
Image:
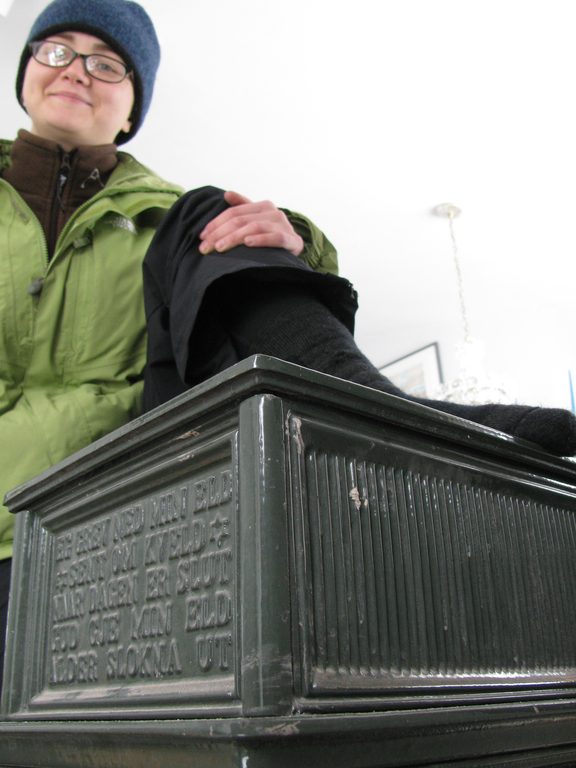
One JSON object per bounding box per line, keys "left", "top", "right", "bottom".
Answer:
{"left": 243, "top": 231, "right": 304, "bottom": 255}
{"left": 203, "top": 220, "right": 302, "bottom": 254}
{"left": 199, "top": 194, "right": 304, "bottom": 256}
{"left": 223, "top": 190, "right": 251, "bottom": 206}
{"left": 201, "top": 203, "right": 283, "bottom": 244}
{"left": 200, "top": 191, "right": 256, "bottom": 242}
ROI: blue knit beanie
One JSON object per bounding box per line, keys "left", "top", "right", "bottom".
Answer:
{"left": 16, "top": 0, "right": 160, "bottom": 144}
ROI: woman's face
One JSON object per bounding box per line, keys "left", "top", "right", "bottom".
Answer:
{"left": 21, "top": 30, "right": 135, "bottom": 149}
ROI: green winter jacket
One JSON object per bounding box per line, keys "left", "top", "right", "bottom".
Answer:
{"left": 0, "top": 139, "right": 339, "bottom": 561}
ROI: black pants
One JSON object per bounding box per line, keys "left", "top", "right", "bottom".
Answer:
{"left": 0, "top": 558, "right": 11, "bottom": 696}
{"left": 142, "top": 185, "right": 358, "bottom": 410}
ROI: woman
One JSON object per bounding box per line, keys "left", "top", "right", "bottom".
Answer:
{"left": 0, "top": 0, "right": 339, "bottom": 687}
{"left": 2, "top": 0, "right": 575, "bottom": 690}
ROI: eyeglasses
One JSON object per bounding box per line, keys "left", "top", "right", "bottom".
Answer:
{"left": 29, "top": 40, "right": 132, "bottom": 84}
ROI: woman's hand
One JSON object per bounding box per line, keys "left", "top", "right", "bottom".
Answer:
{"left": 199, "top": 191, "right": 304, "bottom": 256}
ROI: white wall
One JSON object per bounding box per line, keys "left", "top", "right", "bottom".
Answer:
{"left": 2, "top": 0, "right": 574, "bottom": 409}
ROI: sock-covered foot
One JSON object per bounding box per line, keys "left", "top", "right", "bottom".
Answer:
{"left": 224, "top": 283, "right": 576, "bottom": 456}
{"left": 410, "top": 399, "right": 576, "bottom": 456}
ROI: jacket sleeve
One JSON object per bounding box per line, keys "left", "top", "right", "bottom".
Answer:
{"left": 281, "top": 208, "right": 339, "bottom": 276}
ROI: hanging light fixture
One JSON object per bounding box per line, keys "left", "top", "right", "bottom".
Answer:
{"left": 432, "top": 203, "right": 513, "bottom": 405}
{"left": 0, "top": 0, "right": 15, "bottom": 17}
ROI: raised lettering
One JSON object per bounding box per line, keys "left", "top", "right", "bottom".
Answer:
{"left": 193, "top": 471, "right": 233, "bottom": 514}
{"left": 55, "top": 532, "right": 73, "bottom": 562}
{"left": 145, "top": 566, "right": 171, "bottom": 600}
{"left": 57, "top": 552, "right": 107, "bottom": 590}
{"left": 53, "top": 589, "right": 85, "bottom": 623}
{"left": 51, "top": 622, "right": 79, "bottom": 652}
{"left": 130, "top": 602, "right": 173, "bottom": 639}
{"left": 112, "top": 505, "right": 144, "bottom": 541}
{"left": 185, "top": 590, "right": 232, "bottom": 632}
{"left": 106, "top": 639, "right": 182, "bottom": 680}
{"left": 111, "top": 540, "right": 138, "bottom": 574}
{"left": 87, "top": 573, "right": 139, "bottom": 613}
{"left": 196, "top": 632, "right": 233, "bottom": 672}
{"left": 75, "top": 519, "right": 110, "bottom": 555}
{"left": 175, "top": 549, "right": 232, "bottom": 594}
{"left": 88, "top": 612, "right": 120, "bottom": 647}
{"left": 144, "top": 521, "right": 207, "bottom": 566}
{"left": 50, "top": 651, "right": 98, "bottom": 685}
{"left": 149, "top": 489, "right": 188, "bottom": 529}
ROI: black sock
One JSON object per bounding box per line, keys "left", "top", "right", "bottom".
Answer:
{"left": 225, "top": 284, "right": 576, "bottom": 456}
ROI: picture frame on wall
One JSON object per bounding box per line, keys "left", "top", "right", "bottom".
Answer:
{"left": 379, "top": 342, "right": 443, "bottom": 399}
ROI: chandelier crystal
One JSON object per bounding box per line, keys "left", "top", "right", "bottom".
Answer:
{"left": 432, "top": 204, "right": 514, "bottom": 405}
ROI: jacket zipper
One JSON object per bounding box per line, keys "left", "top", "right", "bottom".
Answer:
{"left": 48, "top": 151, "right": 72, "bottom": 256}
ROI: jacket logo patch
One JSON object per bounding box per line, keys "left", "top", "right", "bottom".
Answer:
{"left": 108, "top": 216, "right": 137, "bottom": 235}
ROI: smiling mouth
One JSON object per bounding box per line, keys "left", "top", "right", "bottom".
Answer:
{"left": 50, "top": 92, "right": 92, "bottom": 106}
